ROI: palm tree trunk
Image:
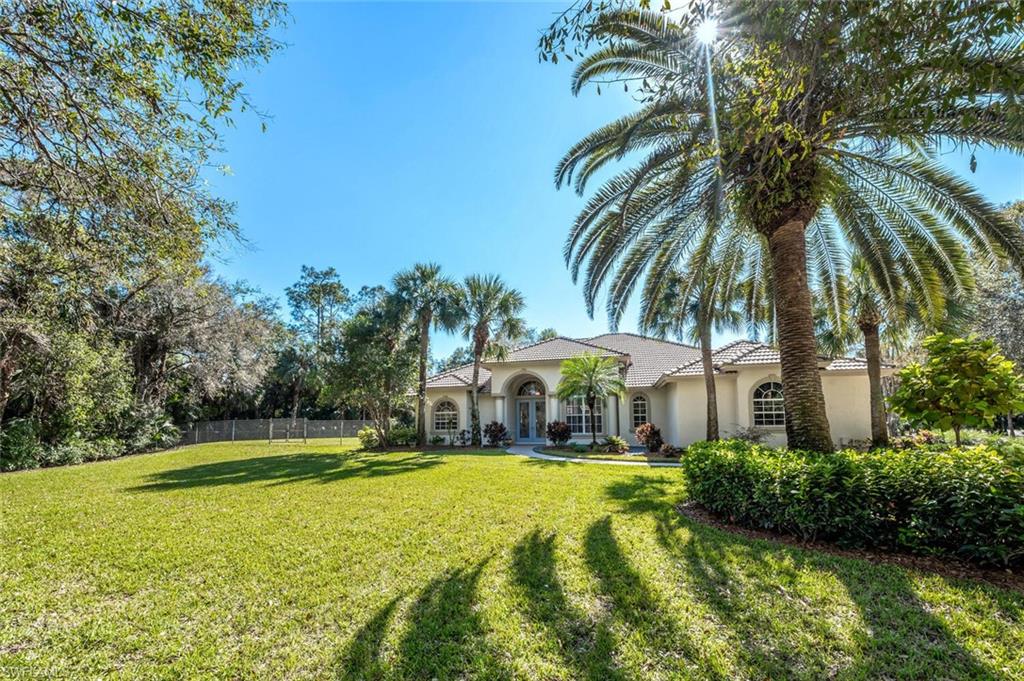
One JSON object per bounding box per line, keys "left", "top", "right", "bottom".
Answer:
{"left": 860, "top": 322, "right": 888, "bottom": 448}
{"left": 416, "top": 311, "right": 431, "bottom": 447}
{"left": 470, "top": 353, "right": 482, "bottom": 447}
{"left": 699, "top": 325, "right": 719, "bottom": 441}
{"left": 588, "top": 395, "right": 598, "bottom": 449}
{"left": 1009, "top": 414, "right": 1015, "bottom": 437}
{"left": 766, "top": 216, "right": 834, "bottom": 452}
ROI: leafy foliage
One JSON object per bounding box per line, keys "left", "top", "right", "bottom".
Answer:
{"left": 889, "top": 334, "right": 1024, "bottom": 444}
{"left": 483, "top": 421, "right": 508, "bottom": 447}
{"left": 633, "top": 422, "right": 663, "bottom": 453}
{"left": 545, "top": 420, "right": 572, "bottom": 446}
{"left": 603, "top": 434, "right": 629, "bottom": 453}
{"left": 555, "top": 353, "right": 627, "bottom": 447}
{"left": 682, "top": 439, "right": 1024, "bottom": 567}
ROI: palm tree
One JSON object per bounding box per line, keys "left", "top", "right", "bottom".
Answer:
{"left": 642, "top": 235, "right": 748, "bottom": 441}
{"left": 556, "top": 5, "right": 1024, "bottom": 451}
{"left": 555, "top": 353, "right": 627, "bottom": 449}
{"left": 818, "top": 253, "right": 972, "bottom": 447}
{"left": 394, "top": 263, "right": 462, "bottom": 447}
{"left": 459, "top": 274, "right": 526, "bottom": 446}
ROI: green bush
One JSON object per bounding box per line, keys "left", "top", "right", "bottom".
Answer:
{"left": 546, "top": 421, "right": 571, "bottom": 446}
{"left": 682, "top": 439, "right": 1024, "bottom": 567}
{"left": 389, "top": 425, "right": 416, "bottom": 446}
{"left": 357, "top": 426, "right": 379, "bottom": 450}
{"left": 483, "top": 421, "right": 508, "bottom": 447}
{"left": 571, "top": 443, "right": 589, "bottom": 454}
{"left": 634, "top": 423, "right": 663, "bottom": 453}
{"left": 603, "top": 435, "right": 629, "bottom": 453}
{"left": 429, "top": 435, "right": 445, "bottom": 446}
{"left": 0, "top": 419, "right": 42, "bottom": 471}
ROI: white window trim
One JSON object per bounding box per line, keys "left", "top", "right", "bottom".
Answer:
{"left": 563, "top": 396, "right": 606, "bottom": 436}
{"left": 432, "top": 399, "right": 459, "bottom": 433}
{"left": 751, "top": 380, "right": 785, "bottom": 429}
{"left": 630, "top": 393, "right": 649, "bottom": 430}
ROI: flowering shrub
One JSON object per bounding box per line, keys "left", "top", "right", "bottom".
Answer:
{"left": 483, "top": 421, "right": 508, "bottom": 447}
{"left": 634, "top": 422, "right": 663, "bottom": 453}
{"left": 546, "top": 420, "right": 572, "bottom": 446}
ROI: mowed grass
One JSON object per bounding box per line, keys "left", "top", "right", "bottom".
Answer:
{"left": 2, "top": 441, "right": 1022, "bottom": 679}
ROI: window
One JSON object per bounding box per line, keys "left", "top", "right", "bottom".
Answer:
{"left": 565, "top": 396, "right": 603, "bottom": 435}
{"left": 752, "top": 381, "right": 785, "bottom": 427}
{"left": 517, "top": 380, "right": 544, "bottom": 396}
{"left": 433, "top": 400, "right": 458, "bottom": 432}
{"left": 631, "top": 395, "right": 649, "bottom": 429}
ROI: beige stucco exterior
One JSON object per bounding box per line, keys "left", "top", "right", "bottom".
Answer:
{"left": 421, "top": 335, "right": 888, "bottom": 448}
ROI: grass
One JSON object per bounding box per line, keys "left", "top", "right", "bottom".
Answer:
{"left": 537, "top": 446, "right": 680, "bottom": 464}
{"left": 2, "top": 440, "right": 1022, "bottom": 679}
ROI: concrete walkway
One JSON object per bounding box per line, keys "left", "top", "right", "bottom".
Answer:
{"left": 506, "top": 445, "right": 682, "bottom": 468}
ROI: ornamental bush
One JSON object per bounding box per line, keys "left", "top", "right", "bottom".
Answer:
{"left": 483, "top": 421, "right": 508, "bottom": 447}
{"left": 634, "top": 422, "right": 663, "bottom": 453}
{"left": 603, "top": 435, "right": 629, "bottom": 453}
{"left": 546, "top": 420, "right": 572, "bottom": 446}
{"left": 681, "top": 439, "right": 1024, "bottom": 567}
{"left": 356, "top": 426, "right": 379, "bottom": 450}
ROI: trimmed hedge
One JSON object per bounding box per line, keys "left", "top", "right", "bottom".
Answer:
{"left": 681, "top": 439, "right": 1024, "bottom": 567}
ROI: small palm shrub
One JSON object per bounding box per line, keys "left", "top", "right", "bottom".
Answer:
{"left": 389, "top": 426, "right": 416, "bottom": 447}
{"left": 682, "top": 439, "right": 1024, "bottom": 567}
{"left": 429, "top": 435, "right": 445, "bottom": 446}
{"left": 546, "top": 421, "right": 571, "bottom": 446}
{"left": 634, "top": 423, "right": 663, "bottom": 453}
{"left": 603, "top": 435, "right": 629, "bottom": 453}
{"left": 483, "top": 421, "right": 508, "bottom": 447}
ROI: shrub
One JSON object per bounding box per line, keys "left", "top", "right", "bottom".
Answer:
{"left": 119, "top": 404, "right": 180, "bottom": 453}
{"left": 0, "top": 419, "right": 42, "bottom": 471}
{"left": 660, "top": 445, "right": 683, "bottom": 458}
{"left": 889, "top": 334, "right": 1024, "bottom": 446}
{"left": 483, "top": 421, "right": 508, "bottom": 447}
{"left": 357, "top": 426, "right": 379, "bottom": 449}
{"left": 634, "top": 423, "right": 663, "bottom": 453}
{"left": 546, "top": 420, "right": 571, "bottom": 446}
{"left": 733, "top": 425, "right": 771, "bottom": 444}
{"left": 455, "top": 429, "right": 471, "bottom": 447}
{"left": 389, "top": 425, "right": 416, "bottom": 447}
{"left": 603, "top": 435, "right": 629, "bottom": 453}
{"left": 681, "top": 439, "right": 1024, "bottom": 567}
{"left": 571, "top": 443, "right": 589, "bottom": 454}
{"left": 890, "top": 429, "right": 942, "bottom": 450}
{"left": 429, "top": 435, "right": 445, "bottom": 446}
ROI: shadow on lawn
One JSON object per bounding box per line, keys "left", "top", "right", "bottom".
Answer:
{"left": 128, "top": 451, "right": 443, "bottom": 492}
{"left": 604, "top": 474, "right": 1002, "bottom": 679}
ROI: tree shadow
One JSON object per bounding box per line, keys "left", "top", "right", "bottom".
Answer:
{"left": 394, "top": 558, "right": 514, "bottom": 679}
{"left": 583, "top": 515, "right": 725, "bottom": 679}
{"left": 510, "top": 529, "right": 625, "bottom": 680}
{"left": 335, "top": 594, "right": 403, "bottom": 680}
{"left": 127, "top": 452, "right": 443, "bottom": 492}
{"left": 611, "top": 475, "right": 1006, "bottom": 679}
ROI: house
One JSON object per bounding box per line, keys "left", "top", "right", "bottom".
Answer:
{"left": 422, "top": 333, "right": 891, "bottom": 448}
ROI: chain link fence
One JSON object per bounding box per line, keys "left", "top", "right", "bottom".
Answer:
{"left": 178, "top": 418, "right": 374, "bottom": 446}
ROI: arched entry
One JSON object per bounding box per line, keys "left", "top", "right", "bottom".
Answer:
{"left": 514, "top": 379, "right": 546, "bottom": 443}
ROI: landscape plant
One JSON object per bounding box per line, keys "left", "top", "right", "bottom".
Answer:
{"left": 603, "top": 435, "right": 629, "bottom": 453}
{"left": 889, "top": 334, "right": 1024, "bottom": 446}
{"left": 547, "top": 1, "right": 1024, "bottom": 452}
{"left": 634, "top": 422, "right": 663, "bottom": 453}
{"left": 555, "top": 353, "right": 626, "bottom": 449}
{"left": 546, "top": 420, "right": 572, "bottom": 446}
{"left": 483, "top": 421, "right": 508, "bottom": 447}
{"left": 682, "top": 439, "right": 1024, "bottom": 567}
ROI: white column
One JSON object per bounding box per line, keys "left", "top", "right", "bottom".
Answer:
{"left": 548, "top": 394, "right": 559, "bottom": 422}
{"left": 610, "top": 395, "right": 620, "bottom": 436}
{"left": 495, "top": 395, "right": 506, "bottom": 427}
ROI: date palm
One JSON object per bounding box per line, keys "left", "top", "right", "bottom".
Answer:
{"left": 459, "top": 274, "right": 526, "bottom": 446}
{"left": 556, "top": 3, "right": 1024, "bottom": 451}
{"left": 394, "top": 263, "right": 462, "bottom": 447}
{"left": 555, "top": 353, "right": 626, "bottom": 449}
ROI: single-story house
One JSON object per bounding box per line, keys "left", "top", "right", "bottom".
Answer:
{"left": 422, "top": 333, "right": 892, "bottom": 448}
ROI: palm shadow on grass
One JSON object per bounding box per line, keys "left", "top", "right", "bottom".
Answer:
{"left": 335, "top": 594, "right": 403, "bottom": 680}
{"left": 511, "top": 529, "right": 625, "bottom": 680}
{"left": 127, "top": 452, "right": 443, "bottom": 492}
{"left": 605, "top": 474, "right": 1004, "bottom": 679}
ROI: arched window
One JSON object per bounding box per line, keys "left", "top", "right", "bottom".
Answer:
{"left": 631, "top": 395, "right": 649, "bottom": 429}
{"left": 752, "top": 381, "right": 785, "bottom": 426}
{"left": 517, "top": 380, "right": 544, "bottom": 396}
{"left": 433, "top": 400, "right": 458, "bottom": 432}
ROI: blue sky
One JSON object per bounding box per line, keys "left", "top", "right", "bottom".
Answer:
{"left": 208, "top": 1, "right": 1024, "bottom": 360}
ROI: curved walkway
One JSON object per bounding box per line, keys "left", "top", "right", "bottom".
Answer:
{"left": 506, "top": 445, "right": 682, "bottom": 468}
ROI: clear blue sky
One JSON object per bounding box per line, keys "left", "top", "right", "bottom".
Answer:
{"left": 207, "top": 1, "right": 1024, "bottom": 360}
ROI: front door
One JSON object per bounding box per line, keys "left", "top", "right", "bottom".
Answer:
{"left": 516, "top": 398, "right": 546, "bottom": 442}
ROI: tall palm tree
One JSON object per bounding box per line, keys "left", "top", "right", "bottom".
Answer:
{"left": 394, "top": 263, "right": 462, "bottom": 447}
{"left": 555, "top": 353, "right": 626, "bottom": 449}
{"left": 556, "top": 4, "right": 1024, "bottom": 451}
{"left": 818, "top": 253, "right": 972, "bottom": 447}
{"left": 642, "top": 234, "right": 749, "bottom": 441}
{"left": 459, "top": 274, "right": 526, "bottom": 446}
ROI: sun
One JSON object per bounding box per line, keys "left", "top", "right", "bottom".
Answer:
{"left": 695, "top": 17, "right": 718, "bottom": 45}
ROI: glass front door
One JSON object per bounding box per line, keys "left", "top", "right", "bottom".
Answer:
{"left": 515, "top": 399, "right": 545, "bottom": 442}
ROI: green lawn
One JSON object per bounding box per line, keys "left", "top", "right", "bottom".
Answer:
{"left": 537, "top": 446, "right": 680, "bottom": 464}
{"left": 2, "top": 441, "right": 1022, "bottom": 679}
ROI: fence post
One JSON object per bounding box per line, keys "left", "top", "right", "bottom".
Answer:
{"left": 303, "top": 418, "right": 308, "bottom": 444}
{"left": 340, "top": 419, "right": 344, "bottom": 445}
{"left": 195, "top": 426, "right": 198, "bottom": 445}
{"left": 231, "top": 419, "right": 236, "bottom": 442}
{"left": 268, "top": 418, "right": 273, "bottom": 444}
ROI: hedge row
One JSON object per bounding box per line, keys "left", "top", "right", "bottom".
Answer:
{"left": 681, "top": 440, "right": 1024, "bottom": 567}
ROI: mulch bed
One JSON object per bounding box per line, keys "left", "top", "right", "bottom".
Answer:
{"left": 676, "top": 502, "right": 1024, "bottom": 592}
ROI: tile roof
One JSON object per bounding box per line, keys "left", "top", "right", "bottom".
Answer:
{"left": 423, "top": 364, "right": 492, "bottom": 393}
{"left": 585, "top": 333, "right": 701, "bottom": 387}
{"left": 497, "top": 336, "right": 626, "bottom": 363}
{"left": 424, "top": 336, "right": 878, "bottom": 392}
